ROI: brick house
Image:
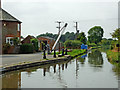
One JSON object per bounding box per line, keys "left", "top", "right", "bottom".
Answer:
{"left": 37, "top": 36, "right": 55, "bottom": 51}
{"left": 0, "top": 8, "right": 22, "bottom": 46}
{"left": 21, "top": 35, "right": 35, "bottom": 44}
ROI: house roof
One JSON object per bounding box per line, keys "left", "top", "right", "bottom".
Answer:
{"left": 0, "top": 8, "right": 22, "bottom": 23}
{"left": 21, "top": 35, "right": 35, "bottom": 44}
{"left": 38, "top": 36, "right": 55, "bottom": 40}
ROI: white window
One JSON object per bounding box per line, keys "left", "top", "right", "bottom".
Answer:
{"left": 18, "top": 24, "right": 20, "bottom": 31}
{"left": 6, "top": 37, "right": 13, "bottom": 45}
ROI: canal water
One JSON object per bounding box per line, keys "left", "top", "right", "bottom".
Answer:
{"left": 1, "top": 49, "right": 119, "bottom": 88}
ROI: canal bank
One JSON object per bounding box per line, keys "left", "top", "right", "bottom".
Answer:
{"left": 1, "top": 49, "right": 87, "bottom": 74}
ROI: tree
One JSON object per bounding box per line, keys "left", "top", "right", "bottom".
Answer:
{"left": 31, "top": 38, "right": 39, "bottom": 52}
{"left": 111, "top": 28, "right": 120, "bottom": 41}
{"left": 88, "top": 26, "right": 104, "bottom": 44}
{"left": 77, "top": 32, "right": 87, "bottom": 44}
{"left": 12, "top": 37, "right": 20, "bottom": 46}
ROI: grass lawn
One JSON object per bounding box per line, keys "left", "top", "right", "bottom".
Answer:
{"left": 67, "top": 49, "right": 86, "bottom": 57}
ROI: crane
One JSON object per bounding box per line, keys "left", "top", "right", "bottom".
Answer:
{"left": 52, "top": 23, "right": 68, "bottom": 51}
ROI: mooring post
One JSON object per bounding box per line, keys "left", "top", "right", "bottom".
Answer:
{"left": 53, "top": 50, "right": 56, "bottom": 58}
{"left": 65, "top": 48, "right": 67, "bottom": 55}
{"left": 43, "top": 49, "right": 46, "bottom": 59}
{"left": 62, "top": 48, "right": 64, "bottom": 56}
{"left": 48, "top": 46, "right": 50, "bottom": 54}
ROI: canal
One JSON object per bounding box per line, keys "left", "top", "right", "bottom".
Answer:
{"left": 1, "top": 49, "right": 119, "bottom": 88}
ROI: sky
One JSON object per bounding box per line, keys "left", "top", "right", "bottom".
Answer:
{"left": 2, "top": 0, "right": 119, "bottom": 38}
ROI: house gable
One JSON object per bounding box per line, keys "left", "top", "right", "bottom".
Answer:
{"left": 0, "top": 8, "right": 21, "bottom": 23}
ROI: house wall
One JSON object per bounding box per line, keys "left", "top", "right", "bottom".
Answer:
{"left": 2, "top": 21, "right": 21, "bottom": 45}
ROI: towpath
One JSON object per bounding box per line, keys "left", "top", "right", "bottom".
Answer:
{"left": 1, "top": 52, "right": 53, "bottom": 67}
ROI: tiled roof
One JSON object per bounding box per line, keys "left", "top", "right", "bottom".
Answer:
{"left": 39, "top": 36, "right": 55, "bottom": 40}
{"left": 0, "top": 8, "right": 21, "bottom": 23}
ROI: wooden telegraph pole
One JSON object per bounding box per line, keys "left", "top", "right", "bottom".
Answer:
{"left": 74, "top": 22, "right": 79, "bottom": 39}
{"left": 56, "top": 21, "right": 64, "bottom": 54}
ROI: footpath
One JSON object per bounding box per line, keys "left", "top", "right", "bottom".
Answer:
{"left": 1, "top": 52, "right": 52, "bottom": 67}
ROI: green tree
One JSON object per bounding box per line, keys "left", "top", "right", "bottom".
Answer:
{"left": 88, "top": 26, "right": 104, "bottom": 44}
{"left": 77, "top": 32, "right": 87, "bottom": 44}
{"left": 111, "top": 28, "right": 120, "bottom": 41}
{"left": 12, "top": 37, "right": 20, "bottom": 46}
{"left": 31, "top": 38, "right": 39, "bottom": 52}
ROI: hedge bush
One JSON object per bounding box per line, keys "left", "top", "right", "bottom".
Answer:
{"left": 3, "top": 43, "right": 11, "bottom": 54}
{"left": 64, "top": 40, "right": 82, "bottom": 49}
{"left": 20, "top": 43, "right": 34, "bottom": 54}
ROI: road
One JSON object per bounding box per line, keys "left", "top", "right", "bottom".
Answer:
{"left": 1, "top": 52, "right": 53, "bottom": 67}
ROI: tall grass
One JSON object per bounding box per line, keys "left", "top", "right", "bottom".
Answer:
{"left": 106, "top": 50, "right": 118, "bottom": 64}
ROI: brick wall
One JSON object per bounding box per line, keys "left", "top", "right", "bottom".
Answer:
{"left": 2, "top": 21, "right": 21, "bottom": 44}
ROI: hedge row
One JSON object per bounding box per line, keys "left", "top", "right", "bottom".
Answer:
{"left": 64, "top": 40, "right": 82, "bottom": 49}
{"left": 20, "top": 44, "right": 34, "bottom": 54}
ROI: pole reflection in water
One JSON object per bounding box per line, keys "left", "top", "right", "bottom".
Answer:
{"left": 43, "top": 68, "right": 46, "bottom": 76}
{"left": 65, "top": 62, "right": 68, "bottom": 69}
{"left": 54, "top": 65, "right": 56, "bottom": 73}
{"left": 62, "top": 64, "right": 64, "bottom": 70}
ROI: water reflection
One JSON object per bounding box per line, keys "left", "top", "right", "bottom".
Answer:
{"left": 2, "top": 72, "right": 21, "bottom": 88}
{"left": 88, "top": 50, "right": 103, "bottom": 67}
{"left": 76, "top": 54, "right": 87, "bottom": 64}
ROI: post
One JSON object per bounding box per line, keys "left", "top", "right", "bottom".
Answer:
{"left": 47, "top": 45, "right": 50, "bottom": 54}
{"left": 53, "top": 50, "right": 56, "bottom": 58}
{"left": 43, "top": 49, "right": 46, "bottom": 59}
{"left": 62, "top": 48, "right": 64, "bottom": 56}
{"left": 65, "top": 48, "right": 67, "bottom": 55}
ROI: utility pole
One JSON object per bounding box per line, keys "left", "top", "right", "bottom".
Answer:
{"left": 56, "top": 21, "right": 64, "bottom": 54}
{"left": 74, "top": 22, "right": 79, "bottom": 39}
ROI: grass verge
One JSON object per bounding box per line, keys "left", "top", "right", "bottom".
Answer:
{"left": 106, "top": 50, "right": 119, "bottom": 65}
{"left": 67, "top": 49, "right": 86, "bottom": 57}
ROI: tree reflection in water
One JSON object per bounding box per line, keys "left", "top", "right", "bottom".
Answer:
{"left": 88, "top": 50, "right": 103, "bottom": 67}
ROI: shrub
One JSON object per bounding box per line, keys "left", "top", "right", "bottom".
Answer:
{"left": 20, "top": 44, "right": 34, "bottom": 54}
{"left": 12, "top": 37, "right": 20, "bottom": 46}
{"left": 3, "top": 43, "right": 11, "bottom": 53}
{"left": 88, "top": 43, "right": 97, "bottom": 47}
